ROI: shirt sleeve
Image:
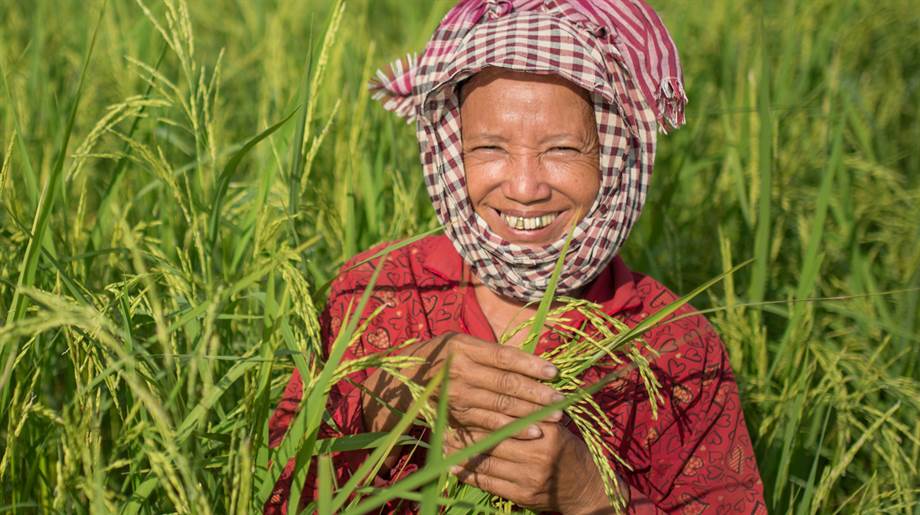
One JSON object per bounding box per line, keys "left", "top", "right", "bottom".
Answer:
{"left": 591, "top": 289, "right": 766, "bottom": 514}
{"left": 263, "top": 256, "right": 428, "bottom": 514}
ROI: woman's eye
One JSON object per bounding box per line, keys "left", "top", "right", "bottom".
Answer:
{"left": 468, "top": 145, "right": 503, "bottom": 154}
{"left": 549, "top": 146, "right": 580, "bottom": 154}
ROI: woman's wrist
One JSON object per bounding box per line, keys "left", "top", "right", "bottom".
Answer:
{"left": 561, "top": 474, "right": 616, "bottom": 515}
{"left": 557, "top": 441, "right": 618, "bottom": 515}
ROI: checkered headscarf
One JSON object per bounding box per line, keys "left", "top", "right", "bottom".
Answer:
{"left": 371, "top": 0, "right": 687, "bottom": 302}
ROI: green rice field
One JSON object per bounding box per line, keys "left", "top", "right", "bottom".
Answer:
{"left": 1, "top": 0, "right": 918, "bottom": 512}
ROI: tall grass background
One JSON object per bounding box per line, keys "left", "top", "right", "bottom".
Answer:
{"left": 0, "top": 0, "right": 918, "bottom": 512}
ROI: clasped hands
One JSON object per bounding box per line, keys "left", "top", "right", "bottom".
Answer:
{"left": 365, "top": 332, "right": 614, "bottom": 514}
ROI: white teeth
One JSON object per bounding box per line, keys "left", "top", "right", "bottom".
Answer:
{"left": 501, "top": 212, "right": 558, "bottom": 231}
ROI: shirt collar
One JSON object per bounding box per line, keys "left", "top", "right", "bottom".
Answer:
{"left": 422, "top": 235, "right": 465, "bottom": 283}
{"left": 421, "top": 235, "right": 641, "bottom": 316}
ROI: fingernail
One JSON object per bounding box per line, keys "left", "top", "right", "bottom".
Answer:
{"left": 551, "top": 392, "right": 565, "bottom": 403}
{"left": 450, "top": 465, "right": 462, "bottom": 474}
{"left": 549, "top": 410, "right": 563, "bottom": 422}
{"left": 527, "top": 425, "right": 542, "bottom": 438}
{"left": 543, "top": 365, "right": 558, "bottom": 379}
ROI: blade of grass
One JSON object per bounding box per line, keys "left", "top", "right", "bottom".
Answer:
{"left": 769, "top": 107, "right": 842, "bottom": 380}
{"left": 317, "top": 454, "right": 333, "bottom": 515}
{"left": 522, "top": 216, "right": 578, "bottom": 354}
{"left": 121, "top": 477, "right": 159, "bottom": 515}
{"left": 772, "top": 357, "right": 813, "bottom": 506}
{"left": 86, "top": 43, "right": 168, "bottom": 267}
{"left": 798, "top": 407, "right": 832, "bottom": 515}
{"left": 158, "top": 236, "right": 319, "bottom": 338}
{"left": 811, "top": 403, "right": 902, "bottom": 509}
{"left": 0, "top": 26, "right": 39, "bottom": 207}
{"left": 287, "top": 32, "right": 313, "bottom": 221}
{"left": 314, "top": 433, "right": 425, "bottom": 455}
{"left": 420, "top": 357, "right": 451, "bottom": 515}
{"left": 176, "top": 355, "right": 260, "bottom": 442}
{"left": 376, "top": 489, "right": 506, "bottom": 515}
{"left": 330, "top": 368, "right": 447, "bottom": 513}
{"left": 748, "top": 7, "right": 773, "bottom": 306}
{"left": 208, "top": 109, "right": 297, "bottom": 253}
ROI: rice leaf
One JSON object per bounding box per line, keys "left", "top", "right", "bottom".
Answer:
{"left": 420, "top": 357, "right": 451, "bottom": 515}
{"left": 313, "top": 433, "right": 425, "bottom": 455}
{"left": 87, "top": 43, "right": 169, "bottom": 266}
{"left": 176, "top": 355, "right": 259, "bottom": 442}
{"left": 748, "top": 10, "right": 773, "bottom": 305}
{"left": 287, "top": 31, "right": 313, "bottom": 220}
{"left": 0, "top": 34, "right": 39, "bottom": 206}
{"left": 769, "top": 108, "right": 843, "bottom": 380}
{"left": 522, "top": 216, "right": 578, "bottom": 354}
{"left": 330, "top": 367, "right": 448, "bottom": 512}
{"left": 208, "top": 109, "right": 297, "bottom": 253}
{"left": 796, "top": 407, "right": 832, "bottom": 515}
{"left": 317, "top": 454, "right": 334, "bottom": 515}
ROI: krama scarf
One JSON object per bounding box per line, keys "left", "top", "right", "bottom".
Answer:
{"left": 371, "top": 0, "right": 687, "bottom": 303}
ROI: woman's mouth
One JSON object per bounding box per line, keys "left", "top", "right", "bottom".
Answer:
{"left": 498, "top": 211, "right": 560, "bottom": 232}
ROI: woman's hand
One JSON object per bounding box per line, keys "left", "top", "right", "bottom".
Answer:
{"left": 361, "top": 331, "right": 617, "bottom": 513}
{"left": 362, "top": 332, "right": 563, "bottom": 438}
{"left": 443, "top": 422, "right": 615, "bottom": 514}
{"left": 425, "top": 332, "right": 566, "bottom": 437}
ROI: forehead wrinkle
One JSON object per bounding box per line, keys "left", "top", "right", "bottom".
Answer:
{"left": 461, "top": 78, "right": 596, "bottom": 147}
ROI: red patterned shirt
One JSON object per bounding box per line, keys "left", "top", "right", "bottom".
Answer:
{"left": 265, "top": 235, "right": 765, "bottom": 514}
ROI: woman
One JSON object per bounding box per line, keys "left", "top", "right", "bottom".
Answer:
{"left": 266, "top": 0, "right": 765, "bottom": 513}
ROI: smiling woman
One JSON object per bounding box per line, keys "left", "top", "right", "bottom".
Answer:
{"left": 266, "top": 1, "right": 765, "bottom": 513}
{"left": 461, "top": 70, "right": 601, "bottom": 248}
{"left": 461, "top": 70, "right": 603, "bottom": 350}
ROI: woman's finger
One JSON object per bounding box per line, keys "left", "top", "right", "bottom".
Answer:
{"left": 462, "top": 338, "right": 558, "bottom": 380}
{"left": 444, "top": 427, "right": 536, "bottom": 463}
{"left": 447, "top": 406, "right": 545, "bottom": 439}
{"left": 461, "top": 361, "right": 564, "bottom": 407}
{"left": 450, "top": 463, "right": 527, "bottom": 505}
{"left": 451, "top": 385, "right": 562, "bottom": 422}
{"left": 449, "top": 452, "right": 529, "bottom": 484}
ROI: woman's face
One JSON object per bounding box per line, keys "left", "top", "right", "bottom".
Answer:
{"left": 460, "top": 69, "right": 600, "bottom": 249}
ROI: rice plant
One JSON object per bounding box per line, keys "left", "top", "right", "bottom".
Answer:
{"left": 0, "top": 0, "right": 918, "bottom": 513}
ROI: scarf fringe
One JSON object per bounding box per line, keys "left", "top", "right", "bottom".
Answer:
{"left": 368, "top": 53, "right": 419, "bottom": 122}
{"left": 657, "top": 77, "right": 687, "bottom": 133}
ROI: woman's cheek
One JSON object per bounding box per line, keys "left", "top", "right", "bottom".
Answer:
{"left": 464, "top": 160, "right": 508, "bottom": 199}
{"left": 545, "top": 159, "right": 599, "bottom": 187}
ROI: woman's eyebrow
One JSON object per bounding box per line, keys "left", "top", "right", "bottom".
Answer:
{"left": 538, "top": 133, "right": 590, "bottom": 146}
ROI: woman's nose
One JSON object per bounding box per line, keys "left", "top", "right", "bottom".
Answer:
{"left": 501, "top": 154, "right": 552, "bottom": 204}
